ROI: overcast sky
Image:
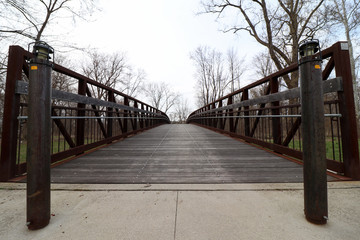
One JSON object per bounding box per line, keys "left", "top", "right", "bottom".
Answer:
{"left": 68, "top": 0, "right": 262, "bottom": 110}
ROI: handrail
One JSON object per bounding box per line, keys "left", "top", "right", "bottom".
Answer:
{"left": 187, "top": 41, "right": 360, "bottom": 180}
{"left": 0, "top": 45, "right": 170, "bottom": 181}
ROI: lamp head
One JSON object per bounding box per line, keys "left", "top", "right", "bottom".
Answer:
{"left": 32, "top": 41, "right": 54, "bottom": 61}
{"left": 299, "top": 39, "right": 320, "bottom": 58}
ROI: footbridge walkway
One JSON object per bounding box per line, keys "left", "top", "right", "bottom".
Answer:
{"left": 50, "top": 124, "right": 309, "bottom": 184}
{"left": 0, "top": 41, "right": 360, "bottom": 229}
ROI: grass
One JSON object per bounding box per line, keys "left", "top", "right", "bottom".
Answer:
{"left": 15, "top": 139, "right": 73, "bottom": 164}
{"left": 15, "top": 137, "right": 104, "bottom": 164}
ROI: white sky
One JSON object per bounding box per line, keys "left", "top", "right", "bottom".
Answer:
{"left": 68, "top": 0, "right": 262, "bottom": 110}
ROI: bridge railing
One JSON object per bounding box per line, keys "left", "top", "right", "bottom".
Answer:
{"left": 187, "top": 41, "right": 360, "bottom": 179}
{"left": 0, "top": 45, "right": 170, "bottom": 181}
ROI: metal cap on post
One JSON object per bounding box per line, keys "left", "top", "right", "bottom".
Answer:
{"left": 26, "top": 41, "right": 53, "bottom": 230}
{"left": 299, "top": 39, "right": 328, "bottom": 225}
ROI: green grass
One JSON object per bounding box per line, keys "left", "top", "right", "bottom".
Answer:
{"left": 15, "top": 138, "right": 73, "bottom": 164}
{"left": 286, "top": 139, "right": 344, "bottom": 162}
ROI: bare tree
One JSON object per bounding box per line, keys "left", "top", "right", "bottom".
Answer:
{"left": 202, "top": 0, "right": 326, "bottom": 89}
{"left": 326, "top": 0, "right": 360, "bottom": 118}
{"left": 227, "top": 47, "right": 246, "bottom": 93}
{"left": 142, "top": 81, "right": 180, "bottom": 114}
{"left": 0, "top": 0, "right": 97, "bottom": 42}
{"left": 190, "top": 46, "right": 228, "bottom": 107}
{"left": 250, "top": 52, "right": 274, "bottom": 99}
{"left": 173, "top": 97, "right": 191, "bottom": 123}
{"left": 82, "top": 50, "right": 145, "bottom": 101}
{"left": 82, "top": 51, "right": 127, "bottom": 100}
{"left": 253, "top": 52, "right": 275, "bottom": 79}
{"left": 118, "top": 67, "right": 146, "bottom": 98}
{"left": 52, "top": 55, "right": 76, "bottom": 92}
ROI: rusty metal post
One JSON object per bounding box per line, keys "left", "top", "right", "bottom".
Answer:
{"left": 243, "top": 90, "right": 250, "bottom": 136}
{"left": 333, "top": 42, "right": 360, "bottom": 180}
{"left": 107, "top": 91, "right": 114, "bottom": 138}
{"left": 299, "top": 39, "right": 328, "bottom": 224}
{"left": 228, "top": 96, "right": 234, "bottom": 132}
{"left": 76, "top": 79, "right": 86, "bottom": 146}
{"left": 270, "top": 78, "right": 282, "bottom": 144}
{"left": 26, "top": 41, "right": 53, "bottom": 230}
{"left": 0, "top": 46, "right": 24, "bottom": 181}
{"left": 123, "top": 97, "right": 129, "bottom": 133}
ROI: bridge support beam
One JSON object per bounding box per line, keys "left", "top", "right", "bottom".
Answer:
{"left": 26, "top": 42, "right": 53, "bottom": 230}
{"left": 299, "top": 40, "right": 328, "bottom": 225}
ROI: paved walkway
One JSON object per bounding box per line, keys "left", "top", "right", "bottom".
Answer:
{"left": 1, "top": 182, "right": 360, "bottom": 240}
{"left": 50, "top": 124, "right": 313, "bottom": 184}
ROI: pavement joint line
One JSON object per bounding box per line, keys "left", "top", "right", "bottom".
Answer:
{"left": 173, "top": 191, "right": 179, "bottom": 240}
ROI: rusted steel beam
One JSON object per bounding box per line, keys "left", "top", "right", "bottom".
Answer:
{"left": 282, "top": 117, "right": 301, "bottom": 146}
{"left": 123, "top": 97, "right": 129, "bottom": 133}
{"left": 333, "top": 42, "right": 360, "bottom": 179}
{"left": 132, "top": 101, "right": 138, "bottom": 131}
{"left": 270, "top": 78, "right": 282, "bottom": 144}
{"left": 140, "top": 104, "right": 145, "bottom": 128}
{"left": 322, "top": 57, "right": 334, "bottom": 80}
{"left": 52, "top": 109, "right": 76, "bottom": 148}
{"left": 0, "top": 46, "right": 25, "bottom": 181}
{"left": 76, "top": 79, "right": 86, "bottom": 146}
{"left": 85, "top": 87, "right": 107, "bottom": 138}
{"left": 228, "top": 96, "right": 234, "bottom": 132}
{"left": 243, "top": 90, "right": 250, "bottom": 136}
{"left": 250, "top": 86, "right": 270, "bottom": 137}
{"left": 107, "top": 91, "right": 114, "bottom": 138}
{"left": 211, "top": 102, "right": 216, "bottom": 128}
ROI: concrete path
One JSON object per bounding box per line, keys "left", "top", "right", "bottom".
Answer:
{"left": 1, "top": 181, "right": 360, "bottom": 240}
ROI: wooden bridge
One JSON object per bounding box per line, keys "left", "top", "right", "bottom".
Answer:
{"left": 1, "top": 41, "right": 360, "bottom": 229}
{"left": 0, "top": 41, "right": 359, "bottom": 184}
{"left": 50, "top": 124, "right": 310, "bottom": 184}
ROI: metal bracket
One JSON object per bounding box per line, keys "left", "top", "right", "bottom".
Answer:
{"left": 15, "top": 80, "right": 28, "bottom": 95}
{"left": 340, "top": 42, "right": 349, "bottom": 51}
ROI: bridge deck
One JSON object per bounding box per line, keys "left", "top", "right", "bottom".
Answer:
{"left": 50, "top": 124, "right": 320, "bottom": 184}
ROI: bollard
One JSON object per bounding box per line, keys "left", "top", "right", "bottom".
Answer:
{"left": 26, "top": 41, "right": 53, "bottom": 230}
{"left": 299, "top": 39, "right": 328, "bottom": 224}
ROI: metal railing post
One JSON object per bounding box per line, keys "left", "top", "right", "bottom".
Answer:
{"left": 76, "top": 79, "right": 86, "bottom": 146}
{"left": 107, "top": 91, "right": 114, "bottom": 138}
{"left": 228, "top": 96, "right": 234, "bottom": 132}
{"left": 123, "top": 97, "right": 129, "bottom": 132}
{"left": 333, "top": 42, "right": 360, "bottom": 179}
{"left": 299, "top": 39, "right": 328, "bottom": 224}
{"left": 243, "top": 89, "right": 250, "bottom": 136}
{"left": 270, "top": 78, "right": 282, "bottom": 144}
{"left": 0, "top": 46, "right": 23, "bottom": 181}
{"left": 26, "top": 41, "right": 54, "bottom": 230}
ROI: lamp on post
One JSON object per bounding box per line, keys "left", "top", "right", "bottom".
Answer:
{"left": 299, "top": 39, "right": 328, "bottom": 225}
{"left": 26, "top": 41, "right": 54, "bottom": 230}
{"left": 299, "top": 39, "right": 320, "bottom": 57}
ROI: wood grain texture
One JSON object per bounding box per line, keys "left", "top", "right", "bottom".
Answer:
{"left": 50, "top": 124, "right": 333, "bottom": 184}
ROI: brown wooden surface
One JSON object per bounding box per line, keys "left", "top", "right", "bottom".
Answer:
{"left": 50, "top": 124, "right": 333, "bottom": 184}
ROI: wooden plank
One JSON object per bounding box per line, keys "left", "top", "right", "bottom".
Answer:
{"left": 47, "top": 124, "right": 336, "bottom": 184}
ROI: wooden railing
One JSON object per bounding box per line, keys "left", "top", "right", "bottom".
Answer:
{"left": 0, "top": 45, "right": 170, "bottom": 181}
{"left": 187, "top": 42, "right": 360, "bottom": 180}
